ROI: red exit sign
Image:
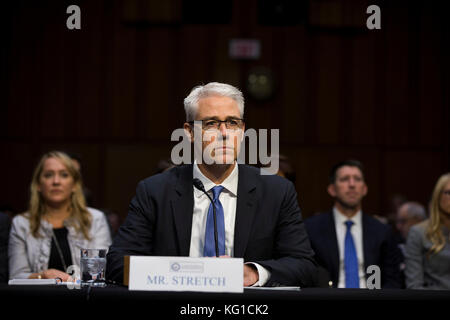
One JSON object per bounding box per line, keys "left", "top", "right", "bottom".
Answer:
{"left": 229, "top": 39, "right": 261, "bottom": 59}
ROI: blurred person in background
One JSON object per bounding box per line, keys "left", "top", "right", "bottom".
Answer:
{"left": 102, "top": 208, "right": 122, "bottom": 238}
{"left": 0, "top": 211, "right": 11, "bottom": 283}
{"left": 258, "top": 154, "right": 296, "bottom": 184}
{"left": 405, "top": 173, "right": 450, "bottom": 289}
{"left": 154, "top": 158, "right": 175, "bottom": 174}
{"left": 275, "top": 154, "right": 296, "bottom": 184}
{"left": 0, "top": 205, "right": 16, "bottom": 220}
{"left": 387, "top": 194, "right": 408, "bottom": 225}
{"left": 396, "top": 202, "right": 427, "bottom": 244}
{"left": 395, "top": 201, "right": 426, "bottom": 288}
{"left": 8, "top": 151, "right": 111, "bottom": 281}
{"left": 305, "top": 160, "right": 402, "bottom": 288}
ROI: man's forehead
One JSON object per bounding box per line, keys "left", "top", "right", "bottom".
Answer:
{"left": 336, "top": 165, "right": 364, "bottom": 177}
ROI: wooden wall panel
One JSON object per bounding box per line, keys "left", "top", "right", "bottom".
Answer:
{"left": 212, "top": 26, "right": 241, "bottom": 88}
{"left": 39, "top": 21, "right": 68, "bottom": 139}
{"left": 108, "top": 21, "right": 137, "bottom": 138}
{"left": 315, "top": 34, "right": 341, "bottom": 144}
{"left": 243, "top": 28, "right": 277, "bottom": 132}
{"left": 382, "top": 151, "right": 444, "bottom": 210}
{"left": 349, "top": 34, "right": 377, "bottom": 145}
{"left": 3, "top": 54, "right": 34, "bottom": 139}
{"left": 418, "top": 7, "right": 443, "bottom": 148}
{"left": 103, "top": 144, "right": 173, "bottom": 216}
{"left": 179, "top": 26, "right": 214, "bottom": 89}
{"left": 280, "top": 26, "right": 309, "bottom": 144}
{"left": 71, "top": 1, "right": 104, "bottom": 139}
{"left": 384, "top": 6, "right": 410, "bottom": 146}
{"left": 138, "top": 29, "right": 174, "bottom": 139}
{"left": 4, "top": 5, "right": 41, "bottom": 140}
{"left": 0, "top": 143, "right": 34, "bottom": 213}
{"left": 1, "top": 1, "right": 448, "bottom": 222}
{"left": 284, "top": 146, "right": 381, "bottom": 218}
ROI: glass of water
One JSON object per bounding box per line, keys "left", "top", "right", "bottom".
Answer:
{"left": 80, "top": 249, "right": 107, "bottom": 287}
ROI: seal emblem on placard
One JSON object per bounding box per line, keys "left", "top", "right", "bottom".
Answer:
{"left": 171, "top": 262, "right": 181, "bottom": 272}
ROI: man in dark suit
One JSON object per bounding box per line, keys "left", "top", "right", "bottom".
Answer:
{"left": 0, "top": 211, "right": 11, "bottom": 283}
{"left": 106, "top": 82, "right": 317, "bottom": 287}
{"left": 304, "top": 160, "right": 402, "bottom": 288}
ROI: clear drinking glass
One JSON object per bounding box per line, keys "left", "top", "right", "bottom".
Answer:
{"left": 80, "top": 249, "right": 107, "bottom": 287}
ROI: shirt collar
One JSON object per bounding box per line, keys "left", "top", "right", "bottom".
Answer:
{"left": 193, "top": 161, "right": 239, "bottom": 197}
{"left": 333, "top": 207, "right": 362, "bottom": 226}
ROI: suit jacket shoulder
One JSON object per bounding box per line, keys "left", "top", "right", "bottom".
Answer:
{"left": 304, "top": 211, "right": 333, "bottom": 230}
{"left": 361, "top": 212, "right": 402, "bottom": 288}
{"left": 139, "top": 165, "right": 191, "bottom": 193}
{"left": 362, "top": 213, "right": 391, "bottom": 234}
{"left": 238, "top": 164, "right": 298, "bottom": 203}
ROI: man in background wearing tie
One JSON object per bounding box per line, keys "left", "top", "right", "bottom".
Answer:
{"left": 304, "top": 160, "right": 402, "bottom": 288}
{"left": 106, "top": 82, "right": 317, "bottom": 287}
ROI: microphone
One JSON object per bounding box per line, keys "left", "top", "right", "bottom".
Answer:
{"left": 193, "top": 178, "right": 219, "bottom": 257}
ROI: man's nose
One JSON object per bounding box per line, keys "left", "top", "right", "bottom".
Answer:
{"left": 218, "top": 122, "right": 228, "bottom": 138}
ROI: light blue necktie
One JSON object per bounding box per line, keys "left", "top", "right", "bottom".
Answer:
{"left": 344, "top": 220, "right": 359, "bottom": 288}
{"left": 204, "top": 186, "right": 225, "bottom": 257}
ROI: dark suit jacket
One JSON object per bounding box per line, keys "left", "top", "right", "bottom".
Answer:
{"left": 304, "top": 211, "right": 402, "bottom": 288}
{"left": 0, "top": 212, "right": 11, "bottom": 283}
{"left": 106, "top": 164, "right": 317, "bottom": 287}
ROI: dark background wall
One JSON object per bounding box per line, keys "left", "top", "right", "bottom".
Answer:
{"left": 1, "top": 0, "right": 448, "bottom": 222}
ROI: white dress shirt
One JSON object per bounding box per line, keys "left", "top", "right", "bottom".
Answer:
{"left": 189, "top": 161, "right": 270, "bottom": 286}
{"left": 333, "top": 208, "right": 367, "bottom": 288}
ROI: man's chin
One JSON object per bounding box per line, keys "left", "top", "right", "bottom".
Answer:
{"left": 338, "top": 199, "right": 361, "bottom": 210}
{"left": 212, "top": 151, "right": 236, "bottom": 165}
{"left": 215, "top": 156, "right": 235, "bottom": 165}
{"left": 200, "top": 154, "right": 235, "bottom": 165}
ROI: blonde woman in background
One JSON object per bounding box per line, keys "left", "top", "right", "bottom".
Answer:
{"left": 405, "top": 173, "right": 450, "bottom": 289}
{"left": 9, "top": 151, "right": 111, "bottom": 280}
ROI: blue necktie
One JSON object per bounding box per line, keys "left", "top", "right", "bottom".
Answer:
{"left": 204, "top": 186, "right": 225, "bottom": 257}
{"left": 344, "top": 220, "right": 359, "bottom": 288}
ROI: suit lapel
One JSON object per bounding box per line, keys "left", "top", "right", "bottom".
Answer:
{"left": 233, "top": 165, "right": 258, "bottom": 258}
{"left": 362, "top": 212, "right": 371, "bottom": 270}
{"left": 325, "top": 212, "right": 340, "bottom": 283}
{"left": 171, "top": 165, "right": 194, "bottom": 256}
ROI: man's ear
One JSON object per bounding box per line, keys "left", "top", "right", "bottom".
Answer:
{"left": 183, "top": 123, "right": 194, "bottom": 143}
{"left": 362, "top": 184, "right": 368, "bottom": 197}
{"left": 327, "top": 184, "right": 336, "bottom": 197}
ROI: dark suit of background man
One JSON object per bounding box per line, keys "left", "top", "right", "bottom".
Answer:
{"left": 305, "top": 160, "right": 402, "bottom": 288}
{"left": 106, "top": 82, "right": 317, "bottom": 287}
{"left": 0, "top": 212, "right": 11, "bottom": 283}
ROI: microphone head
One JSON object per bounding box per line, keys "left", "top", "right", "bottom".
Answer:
{"left": 193, "top": 178, "right": 205, "bottom": 191}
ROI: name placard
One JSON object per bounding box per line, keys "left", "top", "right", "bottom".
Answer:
{"left": 127, "top": 256, "right": 244, "bottom": 293}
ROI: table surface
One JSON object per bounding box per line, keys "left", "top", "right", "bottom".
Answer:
{"left": 2, "top": 284, "right": 448, "bottom": 317}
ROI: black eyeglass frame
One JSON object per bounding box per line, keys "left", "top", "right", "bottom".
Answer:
{"left": 188, "top": 118, "right": 245, "bottom": 130}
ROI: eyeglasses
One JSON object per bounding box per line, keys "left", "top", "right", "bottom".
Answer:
{"left": 189, "top": 118, "right": 245, "bottom": 131}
